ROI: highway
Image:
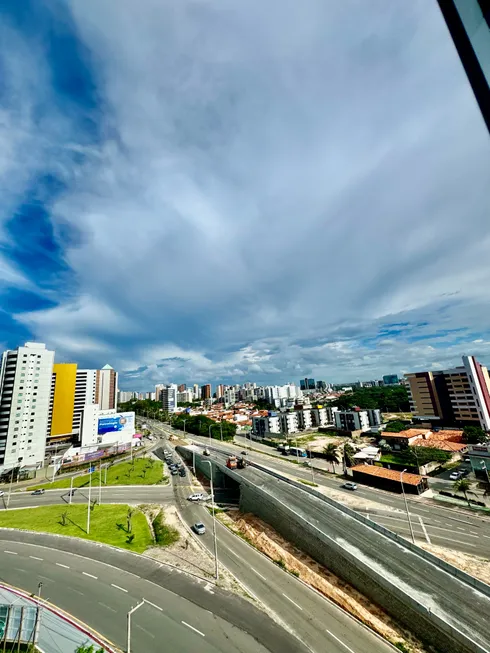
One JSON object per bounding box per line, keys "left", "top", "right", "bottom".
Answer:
{"left": 200, "top": 446, "right": 490, "bottom": 652}
{"left": 0, "top": 532, "right": 304, "bottom": 653}
{"left": 165, "top": 428, "right": 490, "bottom": 558}
{"left": 166, "top": 444, "right": 398, "bottom": 653}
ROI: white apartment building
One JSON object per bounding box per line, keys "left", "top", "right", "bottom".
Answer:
{"left": 161, "top": 384, "right": 178, "bottom": 413}
{"left": 73, "top": 370, "right": 98, "bottom": 439}
{"left": 252, "top": 415, "right": 281, "bottom": 437}
{"left": 0, "top": 342, "right": 55, "bottom": 472}
{"left": 296, "top": 409, "right": 312, "bottom": 430}
{"left": 177, "top": 390, "right": 194, "bottom": 403}
{"left": 334, "top": 409, "right": 370, "bottom": 433}
{"left": 118, "top": 391, "right": 135, "bottom": 403}
{"left": 224, "top": 388, "right": 236, "bottom": 407}
{"left": 311, "top": 407, "right": 328, "bottom": 427}
{"left": 279, "top": 411, "right": 299, "bottom": 434}
{"left": 193, "top": 384, "right": 200, "bottom": 400}
{"left": 366, "top": 408, "right": 382, "bottom": 427}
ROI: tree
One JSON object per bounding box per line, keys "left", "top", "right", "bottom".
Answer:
{"left": 75, "top": 646, "right": 104, "bottom": 653}
{"left": 60, "top": 510, "right": 68, "bottom": 526}
{"left": 453, "top": 477, "right": 473, "bottom": 508}
{"left": 343, "top": 443, "right": 356, "bottom": 470}
{"left": 323, "top": 443, "right": 340, "bottom": 472}
{"left": 384, "top": 420, "right": 409, "bottom": 433}
{"left": 127, "top": 507, "right": 135, "bottom": 533}
{"left": 462, "top": 426, "right": 488, "bottom": 444}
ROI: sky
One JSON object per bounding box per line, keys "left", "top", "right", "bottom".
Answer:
{"left": 1, "top": 0, "right": 490, "bottom": 391}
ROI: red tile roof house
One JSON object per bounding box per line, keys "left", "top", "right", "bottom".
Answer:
{"left": 378, "top": 429, "right": 466, "bottom": 473}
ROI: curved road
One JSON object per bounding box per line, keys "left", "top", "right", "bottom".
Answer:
{"left": 0, "top": 532, "right": 305, "bottom": 653}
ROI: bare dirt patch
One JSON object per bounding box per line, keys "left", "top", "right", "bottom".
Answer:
{"left": 220, "top": 509, "right": 431, "bottom": 653}
{"left": 419, "top": 543, "right": 490, "bottom": 583}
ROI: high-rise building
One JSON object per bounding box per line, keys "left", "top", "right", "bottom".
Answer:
{"left": 405, "top": 355, "right": 490, "bottom": 430}
{"left": 436, "top": 0, "right": 490, "bottom": 134}
{"left": 201, "top": 384, "right": 211, "bottom": 400}
{"left": 155, "top": 384, "right": 165, "bottom": 402}
{"left": 97, "top": 364, "right": 118, "bottom": 411}
{"left": 382, "top": 374, "right": 399, "bottom": 386}
{"left": 161, "top": 384, "right": 178, "bottom": 413}
{"left": 215, "top": 384, "right": 224, "bottom": 399}
{"left": 177, "top": 384, "right": 186, "bottom": 392}
{"left": 0, "top": 342, "right": 55, "bottom": 472}
{"left": 47, "top": 363, "right": 77, "bottom": 444}
{"left": 73, "top": 369, "right": 98, "bottom": 440}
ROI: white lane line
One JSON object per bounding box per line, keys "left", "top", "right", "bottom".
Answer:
{"left": 418, "top": 515, "right": 431, "bottom": 544}
{"left": 111, "top": 584, "right": 128, "bottom": 593}
{"left": 98, "top": 602, "right": 116, "bottom": 613}
{"left": 282, "top": 593, "right": 303, "bottom": 611}
{"left": 372, "top": 514, "right": 479, "bottom": 537}
{"left": 67, "top": 587, "right": 84, "bottom": 596}
{"left": 56, "top": 563, "right": 70, "bottom": 569}
{"left": 251, "top": 568, "right": 267, "bottom": 581}
{"left": 457, "top": 527, "right": 466, "bottom": 531}
{"left": 326, "top": 629, "right": 357, "bottom": 653}
{"left": 4, "top": 551, "right": 17, "bottom": 555}
{"left": 483, "top": 535, "right": 490, "bottom": 539}
{"left": 470, "top": 531, "right": 479, "bottom": 535}
{"left": 228, "top": 549, "right": 241, "bottom": 559}
{"left": 14, "top": 568, "right": 28, "bottom": 573}
{"left": 135, "top": 624, "right": 155, "bottom": 638}
{"left": 83, "top": 572, "right": 98, "bottom": 579}
{"left": 432, "top": 535, "right": 476, "bottom": 547}
{"left": 181, "top": 621, "right": 205, "bottom": 637}
{"left": 29, "top": 556, "right": 43, "bottom": 561}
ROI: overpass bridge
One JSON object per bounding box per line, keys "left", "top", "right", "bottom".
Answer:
{"left": 177, "top": 443, "right": 490, "bottom": 653}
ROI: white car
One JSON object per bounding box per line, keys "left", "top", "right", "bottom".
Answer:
{"left": 193, "top": 522, "right": 206, "bottom": 535}
{"left": 187, "top": 493, "right": 205, "bottom": 502}
{"left": 449, "top": 471, "right": 461, "bottom": 481}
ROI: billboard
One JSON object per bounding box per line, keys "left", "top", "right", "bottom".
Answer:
{"left": 98, "top": 411, "right": 135, "bottom": 435}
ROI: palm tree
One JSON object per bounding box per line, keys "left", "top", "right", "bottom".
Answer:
{"left": 453, "top": 477, "right": 473, "bottom": 508}
{"left": 323, "top": 443, "right": 341, "bottom": 473}
{"left": 343, "top": 443, "right": 355, "bottom": 470}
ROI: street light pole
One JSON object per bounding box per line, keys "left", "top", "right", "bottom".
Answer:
{"left": 208, "top": 424, "right": 213, "bottom": 448}
{"left": 220, "top": 421, "right": 223, "bottom": 442}
{"left": 86, "top": 468, "right": 92, "bottom": 535}
{"left": 308, "top": 446, "right": 315, "bottom": 483}
{"left": 69, "top": 476, "right": 74, "bottom": 505}
{"left": 400, "top": 469, "right": 415, "bottom": 543}
{"left": 98, "top": 460, "right": 102, "bottom": 505}
{"left": 203, "top": 460, "right": 219, "bottom": 581}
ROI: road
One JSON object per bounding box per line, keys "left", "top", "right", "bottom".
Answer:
{"left": 201, "top": 446, "right": 490, "bottom": 652}
{"left": 164, "top": 428, "right": 490, "bottom": 558}
{"left": 0, "top": 532, "right": 303, "bottom": 653}
{"left": 166, "top": 444, "right": 398, "bottom": 653}
{"left": 2, "top": 484, "right": 173, "bottom": 509}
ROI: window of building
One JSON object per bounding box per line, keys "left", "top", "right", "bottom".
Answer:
{"left": 14, "top": 428, "right": 18, "bottom": 431}
{"left": 27, "top": 439, "right": 32, "bottom": 443}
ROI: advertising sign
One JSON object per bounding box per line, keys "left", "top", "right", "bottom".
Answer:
{"left": 97, "top": 412, "right": 135, "bottom": 436}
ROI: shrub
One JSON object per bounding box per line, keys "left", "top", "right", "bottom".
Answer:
{"left": 152, "top": 510, "right": 179, "bottom": 546}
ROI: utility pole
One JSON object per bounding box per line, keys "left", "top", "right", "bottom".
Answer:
{"left": 69, "top": 476, "right": 74, "bottom": 505}
{"left": 98, "top": 460, "right": 102, "bottom": 505}
{"left": 86, "top": 468, "right": 92, "bottom": 534}
{"left": 208, "top": 424, "right": 213, "bottom": 448}
{"left": 204, "top": 460, "right": 219, "bottom": 581}
{"left": 400, "top": 469, "right": 415, "bottom": 543}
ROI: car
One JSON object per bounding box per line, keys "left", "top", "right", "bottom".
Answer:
{"left": 302, "top": 461, "right": 311, "bottom": 467}
{"left": 463, "top": 457, "right": 471, "bottom": 463}
{"left": 449, "top": 471, "right": 461, "bottom": 480}
{"left": 342, "top": 482, "right": 358, "bottom": 491}
{"left": 203, "top": 449, "right": 210, "bottom": 456}
{"left": 31, "top": 489, "right": 45, "bottom": 495}
{"left": 193, "top": 522, "right": 206, "bottom": 535}
{"left": 281, "top": 450, "right": 289, "bottom": 455}
{"left": 187, "top": 493, "right": 205, "bottom": 502}
{"left": 179, "top": 469, "right": 186, "bottom": 477}
{"left": 171, "top": 469, "right": 179, "bottom": 475}
{"left": 241, "top": 451, "right": 248, "bottom": 455}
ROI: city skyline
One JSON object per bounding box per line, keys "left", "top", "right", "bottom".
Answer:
{"left": 2, "top": 1, "right": 490, "bottom": 393}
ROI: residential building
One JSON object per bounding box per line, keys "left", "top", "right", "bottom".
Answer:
{"left": 382, "top": 374, "right": 399, "bottom": 385}
{"left": 316, "top": 380, "right": 327, "bottom": 390}
{"left": 118, "top": 391, "right": 135, "bottom": 403}
{"left": 436, "top": 0, "right": 490, "bottom": 134}
{"left": 296, "top": 408, "right": 312, "bottom": 430}
{"left": 201, "top": 384, "right": 211, "bottom": 400}
{"left": 224, "top": 388, "right": 236, "bottom": 407}
{"left": 311, "top": 407, "right": 328, "bottom": 427}
{"left": 155, "top": 384, "right": 165, "bottom": 402}
{"left": 215, "top": 384, "right": 224, "bottom": 399}
{"left": 161, "top": 384, "right": 178, "bottom": 413}
{"left": 177, "top": 384, "right": 186, "bottom": 392}
{"left": 193, "top": 384, "right": 200, "bottom": 400}
{"left": 405, "top": 355, "right": 490, "bottom": 430}
{"left": 366, "top": 409, "right": 382, "bottom": 427}
{"left": 73, "top": 369, "right": 98, "bottom": 441}
{"left": 279, "top": 411, "right": 299, "bottom": 434}
{"left": 334, "top": 409, "right": 370, "bottom": 433}
{"left": 47, "top": 363, "right": 77, "bottom": 444}
{"left": 177, "top": 390, "right": 194, "bottom": 404}
{"left": 252, "top": 414, "right": 281, "bottom": 438}
{"left": 98, "top": 364, "right": 118, "bottom": 411}
{"left": 0, "top": 342, "right": 55, "bottom": 472}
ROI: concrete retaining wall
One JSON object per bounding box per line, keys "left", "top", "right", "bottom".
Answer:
{"left": 239, "top": 478, "right": 487, "bottom": 653}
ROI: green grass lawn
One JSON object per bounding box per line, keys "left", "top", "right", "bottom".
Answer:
{"left": 0, "top": 504, "right": 153, "bottom": 553}
{"left": 28, "top": 457, "right": 166, "bottom": 491}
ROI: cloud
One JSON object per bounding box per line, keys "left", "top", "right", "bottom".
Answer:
{"left": 2, "top": 0, "right": 490, "bottom": 389}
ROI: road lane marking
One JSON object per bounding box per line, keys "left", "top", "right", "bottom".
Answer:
{"left": 418, "top": 515, "right": 431, "bottom": 544}
{"left": 470, "top": 531, "right": 479, "bottom": 535}
{"left": 56, "top": 563, "right": 70, "bottom": 569}
{"left": 181, "top": 621, "right": 205, "bottom": 637}
{"left": 4, "top": 551, "right": 17, "bottom": 555}
{"left": 98, "top": 602, "right": 116, "bottom": 612}
{"left": 135, "top": 624, "right": 155, "bottom": 638}
{"left": 29, "top": 556, "right": 43, "bottom": 561}
{"left": 282, "top": 593, "right": 303, "bottom": 610}
{"left": 111, "top": 583, "right": 128, "bottom": 593}
{"left": 228, "top": 549, "right": 241, "bottom": 559}
{"left": 251, "top": 568, "right": 267, "bottom": 580}
{"left": 67, "top": 588, "right": 84, "bottom": 596}
{"left": 326, "top": 629, "right": 357, "bottom": 653}
{"left": 14, "top": 568, "right": 28, "bottom": 573}
{"left": 83, "top": 572, "right": 98, "bottom": 579}
{"left": 483, "top": 535, "right": 490, "bottom": 539}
